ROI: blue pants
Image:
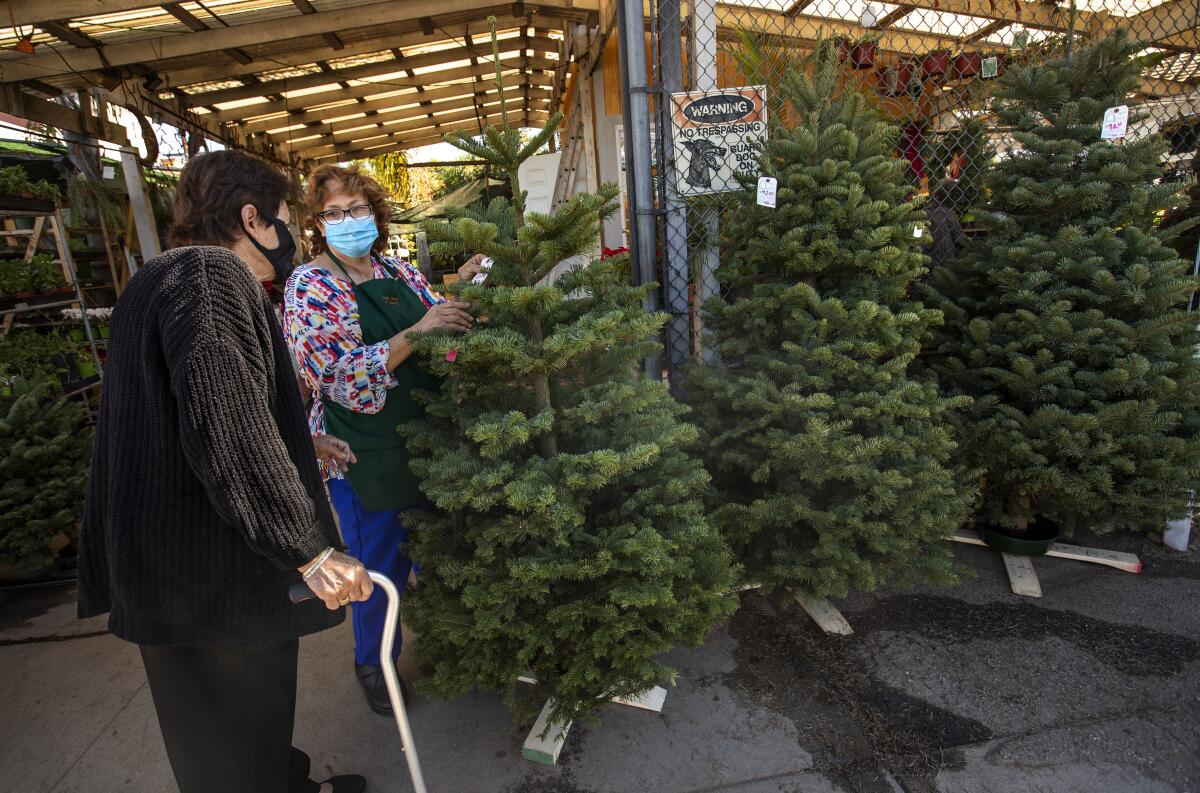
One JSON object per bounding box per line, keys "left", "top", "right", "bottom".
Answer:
{"left": 327, "top": 479, "right": 412, "bottom": 667}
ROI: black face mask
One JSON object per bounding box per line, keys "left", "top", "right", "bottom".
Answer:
{"left": 244, "top": 215, "right": 297, "bottom": 285}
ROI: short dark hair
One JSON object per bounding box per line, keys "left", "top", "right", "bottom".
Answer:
{"left": 168, "top": 149, "right": 290, "bottom": 248}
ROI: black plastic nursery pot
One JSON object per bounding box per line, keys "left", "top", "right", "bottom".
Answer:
{"left": 980, "top": 517, "right": 1061, "bottom": 556}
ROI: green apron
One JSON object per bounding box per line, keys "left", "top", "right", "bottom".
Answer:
{"left": 322, "top": 252, "right": 440, "bottom": 512}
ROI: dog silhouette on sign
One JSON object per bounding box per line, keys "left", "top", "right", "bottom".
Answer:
{"left": 681, "top": 139, "right": 726, "bottom": 189}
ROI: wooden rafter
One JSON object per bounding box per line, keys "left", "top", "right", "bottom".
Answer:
{"left": 182, "top": 33, "right": 557, "bottom": 108}
{"left": 268, "top": 86, "right": 551, "bottom": 146}
{"left": 289, "top": 0, "right": 344, "bottom": 51}
{"left": 308, "top": 133, "right": 452, "bottom": 163}
{"left": 279, "top": 96, "right": 553, "bottom": 155}
{"left": 37, "top": 20, "right": 99, "bottom": 49}
{"left": 207, "top": 57, "right": 555, "bottom": 123}
{"left": 307, "top": 110, "right": 553, "bottom": 162}
{"left": 246, "top": 79, "right": 537, "bottom": 134}
{"left": 964, "top": 19, "right": 1010, "bottom": 44}
{"left": 0, "top": 0, "right": 584, "bottom": 84}
{"left": 874, "top": 5, "right": 915, "bottom": 31}
{"left": 1126, "top": 0, "right": 1200, "bottom": 49}
{"left": 163, "top": 19, "right": 530, "bottom": 89}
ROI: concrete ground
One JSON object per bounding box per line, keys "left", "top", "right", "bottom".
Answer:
{"left": 2, "top": 532, "right": 1198, "bottom": 793}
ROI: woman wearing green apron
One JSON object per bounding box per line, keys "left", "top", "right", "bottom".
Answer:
{"left": 283, "top": 165, "right": 481, "bottom": 714}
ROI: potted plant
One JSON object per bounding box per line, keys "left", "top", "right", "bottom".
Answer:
{"left": 0, "top": 165, "right": 61, "bottom": 213}
{"left": 834, "top": 36, "right": 853, "bottom": 63}
{"left": 922, "top": 49, "right": 951, "bottom": 78}
{"left": 879, "top": 61, "right": 915, "bottom": 96}
{"left": 953, "top": 51, "right": 982, "bottom": 78}
{"left": 850, "top": 37, "right": 879, "bottom": 69}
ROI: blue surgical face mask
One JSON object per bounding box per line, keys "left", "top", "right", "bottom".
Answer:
{"left": 324, "top": 215, "right": 379, "bottom": 258}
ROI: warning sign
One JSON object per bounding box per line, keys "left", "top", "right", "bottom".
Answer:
{"left": 668, "top": 86, "right": 768, "bottom": 197}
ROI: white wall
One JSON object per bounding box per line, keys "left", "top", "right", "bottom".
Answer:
{"left": 518, "top": 151, "right": 561, "bottom": 215}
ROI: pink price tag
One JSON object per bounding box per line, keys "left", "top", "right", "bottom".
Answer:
{"left": 445, "top": 349, "right": 458, "bottom": 362}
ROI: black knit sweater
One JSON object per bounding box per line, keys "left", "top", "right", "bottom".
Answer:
{"left": 77, "top": 246, "right": 344, "bottom": 646}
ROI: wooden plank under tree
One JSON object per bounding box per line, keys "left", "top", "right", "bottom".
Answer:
{"left": 1001, "top": 553, "right": 1043, "bottom": 598}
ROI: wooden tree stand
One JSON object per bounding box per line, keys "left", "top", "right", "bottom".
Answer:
{"left": 950, "top": 529, "right": 1142, "bottom": 598}
{"left": 736, "top": 583, "right": 855, "bottom": 636}
{"left": 517, "top": 675, "right": 669, "bottom": 765}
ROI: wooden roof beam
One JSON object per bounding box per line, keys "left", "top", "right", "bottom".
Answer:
{"left": 183, "top": 34, "right": 557, "bottom": 108}
{"left": 279, "top": 96, "right": 552, "bottom": 155}
{"left": 963, "top": 19, "right": 1009, "bottom": 45}
{"left": 298, "top": 104, "right": 553, "bottom": 155}
{"left": 243, "top": 78, "right": 539, "bottom": 134}
{"left": 37, "top": 20, "right": 100, "bottom": 49}
{"left": 0, "top": 84, "right": 129, "bottom": 145}
{"left": 208, "top": 57, "right": 555, "bottom": 123}
{"left": 307, "top": 110, "right": 552, "bottom": 162}
{"left": 267, "top": 86, "right": 551, "bottom": 144}
{"left": 715, "top": 5, "right": 959, "bottom": 55}
{"left": 307, "top": 133, "right": 452, "bottom": 163}
{"left": 1126, "top": 0, "right": 1200, "bottom": 49}
{"left": 290, "top": 0, "right": 345, "bottom": 50}
{"left": 159, "top": 3, "right": 256, "bottom": 66}
{"left": 873, "top": 5, "right": 914, "bottom": 32}
{"left": 0, "top": 0, "right": 580, "bottom": 83}
{"left": 162, "top": 19, "right": 532, "bottom": 90}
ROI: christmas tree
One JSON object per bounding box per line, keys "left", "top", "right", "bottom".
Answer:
{"left": 685, "top": 41, "right": 972, "bottom": 596}
{"left": 401, "top": 23, "right": 736, "bottom": 727}
{"left": 0, "top": 377, "right": 91, "bottom": 572}
{"left": 925, "top": 31, "right": 1200, "bottom": 535}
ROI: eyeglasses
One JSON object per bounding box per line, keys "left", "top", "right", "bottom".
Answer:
{"left": 319, "top": 204, "right": 374, "bottom": 224}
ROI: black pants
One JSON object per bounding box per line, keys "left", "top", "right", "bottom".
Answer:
{"left": 140, "top": 639, "right": 320, "bottom": 793}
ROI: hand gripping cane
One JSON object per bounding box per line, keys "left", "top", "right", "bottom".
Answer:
{"left": 290, "top": 573, "right": 429, "bottom": 793}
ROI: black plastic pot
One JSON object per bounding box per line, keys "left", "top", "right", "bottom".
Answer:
{"left": 980, "top": 517, "right": 1061, "bottom": 556}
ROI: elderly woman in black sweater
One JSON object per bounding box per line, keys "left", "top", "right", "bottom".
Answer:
{"left": 78, "top": 150, "right": 370, "bottom": 793}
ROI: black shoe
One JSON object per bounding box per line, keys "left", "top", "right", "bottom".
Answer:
{"left": 317, "top": 774, "right": 367, "bottom": 793}
{"left": 355, "top": 663, "right": 409, "bottom": 715}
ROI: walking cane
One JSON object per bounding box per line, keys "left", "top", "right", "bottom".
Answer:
{"left": 290, "top": 572, "right": 429, "bottom": 793}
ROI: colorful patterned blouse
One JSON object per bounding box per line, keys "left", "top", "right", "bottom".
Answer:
{"left": 283, "top": 255, "right": 444, "bottom": 479}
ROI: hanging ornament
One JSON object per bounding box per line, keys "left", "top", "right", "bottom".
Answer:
{"left": 860, "top": 2, "right": 882, "bottom": 28}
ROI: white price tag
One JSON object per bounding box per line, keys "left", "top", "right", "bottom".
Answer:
{"left": 1101, "top": 105, "right": 1128, "bottom": 140}
{"left": 756, "top": 176, "right": 777, "bottom": 208}
{"left": 980, "top": 56, "right": 999, "bottom": 79}
{"left": 913, "top": 226, "right": 924, "bottom": 239}
{"left": 102, "top": 165, "right": 115, "bottom": 180}
{"left": 471, "top": 256, "right": 493, "bottom": 284}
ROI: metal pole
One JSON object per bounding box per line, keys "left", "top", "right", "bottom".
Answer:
{"left": 616, "top": 0, "right": 662, "bottom": 379}
{"left": 657, "top": 0, "right": 691, "bottom": 393}
{"left": 689, "top": 0, "right": 721, "bottom": 362}
{"left": 120, "top": 147, "right": 161, "bottom": 263}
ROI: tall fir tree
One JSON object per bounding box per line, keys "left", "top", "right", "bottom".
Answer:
{"left": 685, "top": 41, "right": 972, "bottom": 596}
{"left": 925, "top": 31, "right": 1200, "bottom": 535}
{"left": 0, "top": 377, "right": 91, "bottom": 571}
{"left": 401, "top": 22, "right": 736, "bottom": 727}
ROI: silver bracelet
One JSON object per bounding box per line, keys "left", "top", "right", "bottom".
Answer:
{"left": 302, "top": 547, "right": 335, "bottom": 582}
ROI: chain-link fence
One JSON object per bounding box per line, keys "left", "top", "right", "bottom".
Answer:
{"left": 633, "top": 0, "right": 1200, "bottom": 383}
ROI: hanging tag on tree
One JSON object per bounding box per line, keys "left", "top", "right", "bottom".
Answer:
{"left": 471, "top": 256, "right": 494, "bottom": 284}
{"left": 1101, "top": 105, "right": 1128, "bottom": 140}
{"left": 756, "top": 176, "right": 777, "bottom": 208}
{"left": 914, "top": 226, "right": 924, "bottom": 239}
